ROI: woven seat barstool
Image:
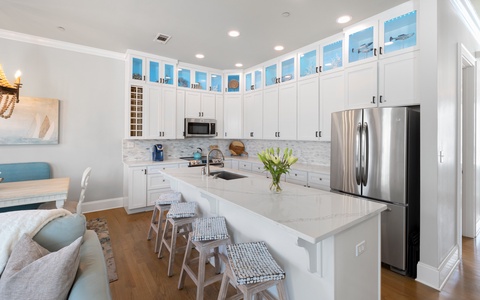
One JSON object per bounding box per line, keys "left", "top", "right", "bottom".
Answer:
{"left": 158, "top": 201, "right": 197, "bottom": 277}
{"left": 147, "top": 191, "right": 182, "bottom": 253}
{"left": 217, "top": 241, "right": 288, "bottom": 300}
{"left": 178, "top": 217, "right": 231, "bottom": 300}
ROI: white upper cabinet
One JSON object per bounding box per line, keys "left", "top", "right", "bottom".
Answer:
{"left": 214, "top": 94, "right": 224, "bottom": 138}
{"left": 147, "top": 86, "right": 176, "bottom": 139}
{"left": 210, "top": 73, "right": 223, "bottom": 93}
{"left": 320, "top": 35, "right": 344, "bottom": 73}
{"left": 319, "top": 70, "right": 345, "bottom": 141}
{"left": 224, "top": 94, "right": 243, "bottom": 138}
{"left": 128, "top": 52, "right": 177, "bottom": 85}
{"left": 243, "top": 91, "right": 263, "bottom": 139}
{"left": 297, "top": 44, "right": 320, "bottom": 81}
{"left": 185, "top": 91, "right": 216, "bottom": 119}
{"left": 177, "top": 64, "right": 222, "bottom": 92}
{"left": 297, "top": 77, "right": 319, "bottom": 141}
{"left": 345, "top": 61, "right": 378, "bottom": 109}
{"left": 263, "top": 82, "right": 297, "bottom": 140}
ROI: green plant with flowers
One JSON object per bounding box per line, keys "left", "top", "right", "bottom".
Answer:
{"left": 257, "top": 147, "right": 298, "bottom": 192}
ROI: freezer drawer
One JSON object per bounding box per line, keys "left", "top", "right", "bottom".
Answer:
{"left": 380, "top": 202, "right": 407, "bottom": 271}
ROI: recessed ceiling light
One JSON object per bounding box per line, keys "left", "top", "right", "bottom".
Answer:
{"left": 274, "top": 45, "right": 284, "bottom": 51}
{"left": 195, "top": 54, "right": 205, "bottom": 59}
{"left": 228, "top": 30, "right": 240, "bottom": 37}
{"left": 57, "top": 26, "right": 65, "bottom": 31}
{"left": 235, "top": 63, "right": 243, "bottom": 67}
{"left": 282, "top": 12, "right": 290, "bottom": 17}
{"left": 336, "top": 15, "right": 352, "bottom": 24}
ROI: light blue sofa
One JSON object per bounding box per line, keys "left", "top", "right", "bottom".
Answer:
{"left": 33, "top": 214, "right": 112, "bottom": 300}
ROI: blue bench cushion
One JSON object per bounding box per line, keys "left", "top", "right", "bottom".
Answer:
{"left": 0, "top": 162, "right": 51, "bottom": 183}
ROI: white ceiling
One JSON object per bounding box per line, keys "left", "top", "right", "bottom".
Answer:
{"left": 0, "top": 0, "right": 434, "bottom": 70}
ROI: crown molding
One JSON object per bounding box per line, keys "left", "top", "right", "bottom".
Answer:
{"left": 0, "top": 29, "right": 124, "bottom": 61}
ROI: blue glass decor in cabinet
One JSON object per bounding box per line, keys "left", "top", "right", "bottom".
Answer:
{"left": 265, "top": 64, "right": 277, "bottom": 87}
{"left": 164, "top": 64, "right": 174, "bottom": 85}
{"left": 245, "top": 73, "right": 252, "bottom": 91}
{"left": 348, "top": 26, "right": 374, "bottom": 63}
{"left": 255, "top": 70, "right": 262, "bottom": 89}
{"left": 227, "top": 74, "right": 240, "bottom": 92}
{"left": 210, "top": 74, "right": 222, "bottom": 92}
{"left": 281, "top": 58, "right": 295, "bottom": 82}
{"left": 323, "top": 40, "right": 343, "bottom": 71}
{"left": 149, "top": 61, "right": 160, "bottom": 83}
{"left": 132, "top": 57, "right": 143, "bottom": 80}
{"left": 178, "top": 68, "right": 191, "bottom": 88}
{"left": 195, "top": 71, "right": 207, "bottom": 90}
{"left": 383, "top": 10, "right": 416, "bottom": 54}
{"left": 299, "top": 49, "right": 317, "bottom": 78}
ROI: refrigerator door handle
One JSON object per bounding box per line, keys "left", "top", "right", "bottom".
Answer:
{"left": 361, "top": 122, "right": 369, "bottom": 186}
{"left": 355, "top": 122, "right": 362, "bottom": 185}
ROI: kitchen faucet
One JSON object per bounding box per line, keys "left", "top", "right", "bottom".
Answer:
{"left": 205, "top": 148, "right": 225, "bottom": 176}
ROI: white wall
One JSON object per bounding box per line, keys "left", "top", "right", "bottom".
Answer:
{"left": 417, "top": 0, "right": 480, "bottom": 289}
{"left": 0, "top": 38, "right": 124, "bottom": 204}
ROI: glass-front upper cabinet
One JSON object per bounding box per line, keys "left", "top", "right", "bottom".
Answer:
{"left": 178, "top": 68, "right": 191, "bottom": 88}
{"left": 225, "top": 73, "right": 241, "bottom": 93}
{"left": 244, "top": 69, "right": 263, "bottom": 92}
{"left": 131, "top": 57, "right": 145, "bottom": 82}
{"left": 322, "top": 40, "right": 343, "bottom": 72}
{"left": 194, "top": 71, "right": 207, "bottom": 90}
{"left": 348, "top": 25, "right": 376, "bottom": 64}
{"left": 147, "top": 60, "right": 175, "bottom": 85}
{"left": 264, "top": 55, "right": 296, "bottom": 88}
{"left": 210, "top": 73, "right": 222, "bottom": 92}
{"left": 298, "top": 48, "right": 318, "bottom": 79}
{"left": 381, "top": 10, "right": 417, "bottom": 55}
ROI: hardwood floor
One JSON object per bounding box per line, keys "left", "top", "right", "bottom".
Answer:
{"left": 85, "top": 208, "right": 480, "bottom": 300}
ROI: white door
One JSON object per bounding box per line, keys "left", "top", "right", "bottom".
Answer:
{"left": 297, "top": 77, "right": 320, "bottom": 141}
{"left": 345, "top": 61, "right": 378, "bottom": 109}
{"left": 263, "top": 87, "right": 279, "bottom": 139}
{"left": 320, "top": 71, "right": 345, "bottom": 141}
{"left": 129, "top": 167, "right": 146, "bottom": 209}
{"left": 162, "top": 87, "right": 176, "bottom": 139}
{"left": 278, "top": 82, "right": 297, "bottom": 140}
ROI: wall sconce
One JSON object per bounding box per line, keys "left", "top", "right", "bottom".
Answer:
{"left": 0, "top": 64, "right": 22, "bottom": 119}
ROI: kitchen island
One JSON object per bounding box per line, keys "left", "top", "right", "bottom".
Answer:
{"left": 161, "top": 166, "right": 386, "bottom": 300}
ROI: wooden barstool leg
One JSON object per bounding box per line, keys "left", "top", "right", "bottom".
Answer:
{"left": 276, "top": 280, "right": 288, "bottom": 300}
{"left": 158, "top": 219, "right": 170, "bottom": 259}
{"left": 147, "top": 206, "right": 158, "bottom": 240}
{"left": 154, "top": 207, "right": 166, "bottom": 253}
{"left": 196, "top": 245, "right": 207, "bottom": 300}
{"left": 167, "top": 222, "right": 178, "bottom": 277}
{"left": 217, "top": 272, "right": 230, "bottom": 300}
{"left": 178, "top": 234, "right": 194, "bottom": 290}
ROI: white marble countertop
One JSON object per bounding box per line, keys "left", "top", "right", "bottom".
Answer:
{"left": 161, "top": 166, "right": 386, "bottom": 244}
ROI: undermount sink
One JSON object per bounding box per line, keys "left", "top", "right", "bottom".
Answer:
{"left": 210, "top": 171, "right": 247, "bottom": 180}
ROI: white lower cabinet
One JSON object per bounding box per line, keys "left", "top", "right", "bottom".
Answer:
{"left": 286, "top": 169, "right": 308, "bottom": 186}
{"left": 238, "top": 161, "right": 252, "bottom": 171}
{"left": 251, "top": 162, "right": 266, "bottom": 175}
{"left": 307, "top": 172, "right": 331, "bottom": 191}
{"left": 125, "top": 163, "right": 179, "bottom": 213}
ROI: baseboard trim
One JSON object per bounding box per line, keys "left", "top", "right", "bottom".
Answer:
{"left": 416, "top": 245, "right": 460, "bottom": 290}
{"left": 81, "top": 197, "right": 124, "bottom": 213}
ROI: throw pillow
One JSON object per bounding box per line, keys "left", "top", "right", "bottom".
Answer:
{"left": 0, "top": 233, "right": 82, "bottom": 300}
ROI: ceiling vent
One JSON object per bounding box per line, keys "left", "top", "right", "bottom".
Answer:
{"left": 154, "top": 33, "right": 172, "bottom": 44}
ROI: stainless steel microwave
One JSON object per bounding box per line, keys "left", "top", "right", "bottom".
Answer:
{"left": 184, "top": 118, "right": 216, "bottom": 137}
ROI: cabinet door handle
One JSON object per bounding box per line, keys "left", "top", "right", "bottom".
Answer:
{"left": 278, "top": 132, "right": 280, "bottom": 138}
{"left": 199, "top": 112, "right": 201, "bottom": 117}
{"left": 379, "top": 47, "right": 383, "bottom": 55}
{"left": 143, "top": 75, "right": 146, "bottom": 81}
{"left": 225, "top": 132, "right": 227, "bottom": 137}
{"left": 379, "top": 95, "right": 383, "bottom": 103}
{"left": 225, "top": 88, "right": 227, "bottom": 92}
{"left": 372, "top": 96, "right": 376, "bottom": 104}
{"left": 319, "top": 131, "right": 322, "bottom": 137}
{"left": 316, "top": 67, "right": 319, "bottom": 73}
{"left": 275, "top": 132, "right": 277, "bottom": 137}
{"left": 250, "top": 132, "right": 253, "bottom": 137}
{"left": 315, "top": 131, "right": 318, "bottom": 137}
{"left": 319, "top": 66, "right": 322, "bottom": 73}
{"left": 209, "top": 86, "right": 212, "bottom": 91}
{"left": 374, "top": 48, "right": 377, "bottom": 56}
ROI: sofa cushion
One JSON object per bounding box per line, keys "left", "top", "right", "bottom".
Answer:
{"left": 0, "top": 234, "right": 82, "bottom": 300}
{"left": 33, "top": 214, "right": 86, "bottom": 252}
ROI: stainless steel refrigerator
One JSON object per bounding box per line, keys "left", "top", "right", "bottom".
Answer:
{"left": 330, "top": 106, "right": 420, "bottom": 277}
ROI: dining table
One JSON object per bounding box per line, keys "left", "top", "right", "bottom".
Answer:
{"left": 0, "top": 177, "right": 70, "bottom": 209}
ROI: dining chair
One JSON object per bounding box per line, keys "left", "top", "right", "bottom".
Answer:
{"left": 39, "top": 167, "right": 92, "bottom": 214}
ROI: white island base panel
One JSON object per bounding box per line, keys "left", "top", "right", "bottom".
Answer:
{"left": 162, "top": 167, "right": 385, "bottom": 300}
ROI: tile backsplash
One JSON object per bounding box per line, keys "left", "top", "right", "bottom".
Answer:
{"left": 123, "top": 139, "right": 331, "bottom": 166}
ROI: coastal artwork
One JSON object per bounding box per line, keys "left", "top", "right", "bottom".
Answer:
{"left": 0, "top": 97, "right": 59, "bottom": 144}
